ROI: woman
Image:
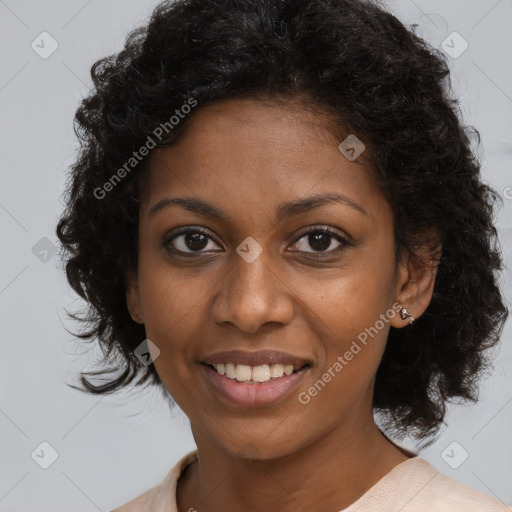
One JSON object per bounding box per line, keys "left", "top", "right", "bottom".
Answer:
{"left": 56, "top": 0, "right": 510, "bottom": 510}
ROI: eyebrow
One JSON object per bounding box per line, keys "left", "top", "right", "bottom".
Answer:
{"left": 148, "top": 192, "right": 368, "bottom": 222}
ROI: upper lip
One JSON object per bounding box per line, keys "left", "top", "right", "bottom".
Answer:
{"left": 201, "top": 349, "right": 311, "bottom": 368}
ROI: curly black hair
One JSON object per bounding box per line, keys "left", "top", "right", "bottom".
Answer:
{"left": 56, "top": 0, "right": 508, "bottom": 446}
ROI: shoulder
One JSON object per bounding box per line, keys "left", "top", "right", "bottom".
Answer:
{"left": 397, "top": 458, "right": 510, "bottom": 512}
{"left": 111, "top": 449, "right": 199, "bottom": 512}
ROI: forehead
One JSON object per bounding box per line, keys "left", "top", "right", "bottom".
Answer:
{"left": 141, "top": 98, "right": 390, "bottom": 226}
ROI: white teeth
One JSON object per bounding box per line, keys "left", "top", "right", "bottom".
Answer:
{"left": 225, "top": 363, "right": 236, "bottom": 379}
{"left": 283, "top": 364, "right": 294, "bottom": 376}
{"left": 252, "top": 365, "right": 270, "bottom": 382}
{"left": 235, "top": 364, "right": 252, "bottom": 382}
{"left": 270, "top": 364, "right": 284, "bottom": 378}
{"left": 211, "top": 362, "right": 303, "bottom": 383}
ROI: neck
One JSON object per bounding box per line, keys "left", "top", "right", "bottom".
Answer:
{"left": 177, "top": 419, "right": 411, "bottom": 512}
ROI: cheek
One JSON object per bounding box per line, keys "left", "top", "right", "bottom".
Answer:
{"left": 137, "top": 259, "right": 209, "bottom": 375}
{"left": 139, "top": 269, "right": 206, "bottom": 406}
{"left": 307, "top": 281, "right": 391, "bottom": 385}
{"left": 304, "top": 254, "right": 396, "bottom": 345}
{"left": 297, "top": 246, "right": 397, "bottom": 389}
{"left": 138, "top": 242, "right": 203, "bottom": 326}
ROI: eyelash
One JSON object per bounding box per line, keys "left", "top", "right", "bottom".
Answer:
{"left": 162, "top": 225, "right": 352, "bottom": 259}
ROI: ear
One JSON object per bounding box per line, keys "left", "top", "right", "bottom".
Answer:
{"left": 389, "top": 233, "right": 442, "bottom": 329}
{"left": 125, "top": 267, "right": 144, "bottom": 324}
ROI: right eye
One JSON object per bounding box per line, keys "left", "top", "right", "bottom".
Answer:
{"left": 163, "top": 228, "right": 222, "bottom": 255}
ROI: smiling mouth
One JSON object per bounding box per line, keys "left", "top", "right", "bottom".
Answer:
{"left": 202, "top": 362, "right": 310, "bottom": 384}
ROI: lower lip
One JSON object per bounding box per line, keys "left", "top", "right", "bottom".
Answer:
{"left": 201, "top": 364, "right": 310, "bottom": 407}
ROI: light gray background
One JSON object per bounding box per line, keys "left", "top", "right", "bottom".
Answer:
{"left": 0, "top": 0, "right": 511, "bottom": 510}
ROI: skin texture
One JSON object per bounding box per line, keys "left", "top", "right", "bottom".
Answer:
{"left": 125, "top": 98, "right": 439, "bottom": 512}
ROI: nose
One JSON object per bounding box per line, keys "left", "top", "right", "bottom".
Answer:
{"left": 211, "top": 248, "right": 295, "bottom": 334}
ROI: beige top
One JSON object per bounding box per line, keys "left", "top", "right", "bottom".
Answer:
{"left": 112, "top": 449, "right": 510, "bottom": 512}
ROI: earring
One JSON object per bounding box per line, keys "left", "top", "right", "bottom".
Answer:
{"left": 400, "top": 307, "right": 415, "bottom": 325}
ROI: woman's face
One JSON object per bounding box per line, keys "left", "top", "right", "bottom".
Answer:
{"left": 127, "top": 98, "right": 415, "bottom": 459}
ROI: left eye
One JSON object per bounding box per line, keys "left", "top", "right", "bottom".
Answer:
{"left": 290, "top": 227, "right": 349, "bottom": 254}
